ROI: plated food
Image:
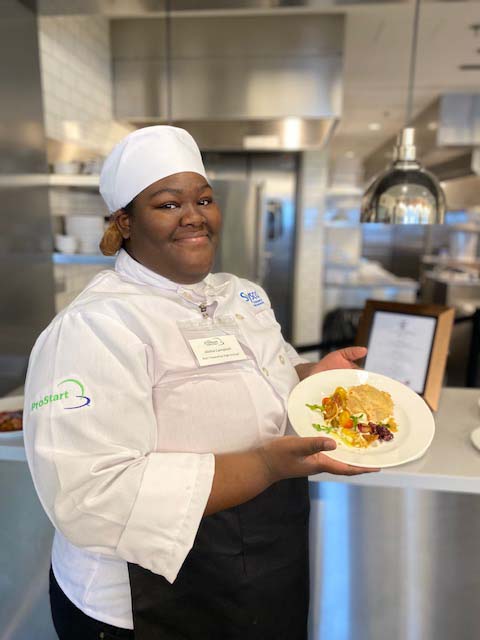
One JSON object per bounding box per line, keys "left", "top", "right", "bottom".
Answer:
{"left": 287, "top": 369, "right": 435, "bottom": 468}
{"left": 0, "top": 395, "right": 24, "bottom": 440}
{"left": 0, "top": 410, "right": 23, "bottom": 433}
{"left": 306, "top": 383, "right": 397, "bottom": 449}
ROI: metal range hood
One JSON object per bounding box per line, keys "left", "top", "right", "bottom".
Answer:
{"left": 130, "top": 118, "right": 338, "bottom": 152}
{"left": 36, "top": 0, "right": 399, "bottom": 17}
{"left": 364, "top": 94, "right": 480, "bottom": 210}
{"left": 110, "top": 13, "right": 344, "bottom": 151}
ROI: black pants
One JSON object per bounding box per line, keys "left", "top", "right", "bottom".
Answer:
{"left": 49, "top": 567, "right": 134, "bottom": 640}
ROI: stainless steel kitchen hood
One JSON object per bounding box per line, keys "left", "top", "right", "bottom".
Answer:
{"left": 36, "top": 0, "right": 406, "bottom": 18}
{"left": 110, "top": 13, "right": 344, "bottom": 150}
{"left": 129, "top": 118, "right": 338, "bottom": 152}
{"left": 364, "top": 94, "right": 480, "bottom": 209}
{"left": 365, "top": 94, "right": 480, "bottom": 178}
{"left": 431, "top": 146, "right": 480, "bottom": 211}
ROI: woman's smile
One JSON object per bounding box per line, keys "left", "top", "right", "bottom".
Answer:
{"left": 173, "top": 232, "right": 210, "bottom": 245}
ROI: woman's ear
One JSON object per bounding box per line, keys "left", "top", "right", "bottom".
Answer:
{"left": 115, "top": 209, "right": 131, "bottom": 240}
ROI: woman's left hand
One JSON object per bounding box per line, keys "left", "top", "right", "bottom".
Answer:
{"left": 295, "top": 346, "right": 367, "bottom": 381}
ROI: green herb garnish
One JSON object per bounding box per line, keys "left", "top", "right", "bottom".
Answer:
{"left": 312, "top": 423, "right": 336, "bottom": 434}
{"left": 306, "top": 403, "right": 325, "bottom": 413}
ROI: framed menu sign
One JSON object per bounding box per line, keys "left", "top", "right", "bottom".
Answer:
{"left": 355, "top": 300, "right": 455, "bottom": 411}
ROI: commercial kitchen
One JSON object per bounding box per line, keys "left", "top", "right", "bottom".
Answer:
{"left": 1, "top": 1, "right": 480, "bottom": 639}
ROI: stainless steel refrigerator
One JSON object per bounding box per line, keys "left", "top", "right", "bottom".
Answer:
{"left": 207, "top": 152, "right": 298, "bottom": 342}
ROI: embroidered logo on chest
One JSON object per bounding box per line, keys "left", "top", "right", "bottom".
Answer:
{"left": 239, "top": 290, "right": 265, "bottom": 308}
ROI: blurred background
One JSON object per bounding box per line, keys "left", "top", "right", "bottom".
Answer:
{"left": 2, "top": 1, "right": 480, "bottom": 639}
{"left": 3, "top": 0, "right": 480, "bottom": 397}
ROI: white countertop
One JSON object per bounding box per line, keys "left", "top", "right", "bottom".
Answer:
{"left": 0, "top": 436, "right": 25, "bottom": 462}
{"left": 2, "top": 387, "right": 480, "bottom": 493}
{"left": 311, "top": 387, "right": 480, "bottom": 494}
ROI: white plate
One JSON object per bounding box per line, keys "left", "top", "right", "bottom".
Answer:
{"left": 0, "top": 395, "right": 24, "bottom": 440}
{"left": 287, "top": 370, "right": 435, "bottom": 468}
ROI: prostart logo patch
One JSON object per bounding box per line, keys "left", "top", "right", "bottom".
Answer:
{"left": 31, "top": 378, "right": 91, "bottom": 412}
{"left": 239, "top": 290, "right": 265, "bottom": 308}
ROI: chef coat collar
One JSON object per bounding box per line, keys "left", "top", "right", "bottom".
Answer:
{"left": 114, "top": 249, "right": 228, "bottom": 299}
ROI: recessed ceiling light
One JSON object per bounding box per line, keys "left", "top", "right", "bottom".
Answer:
{"left": 368, "top": 122, "right": 381, "bottom": 131}
{"left": 427, "top": 121, "right": 438, "bottom": 131}
{"left": 243, "top": 135, "right": 280, "bottom": 149}
{"left": 282, "top": 117, "right": 302, "bottom": 150}
{"left": 345, "top": 150, "right": 355, "bottom": 158}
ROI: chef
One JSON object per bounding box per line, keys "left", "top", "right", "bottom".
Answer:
{"left": 23, "top": 126, "right": 375, "bottom": 640}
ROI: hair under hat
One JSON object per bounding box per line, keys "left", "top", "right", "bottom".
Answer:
{"left": 98, "top": 125, "right": 207, "bottom": 255}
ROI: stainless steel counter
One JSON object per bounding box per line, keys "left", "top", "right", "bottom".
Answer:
{"left": 308, "top": 388, "right": 480, "bottom": 640}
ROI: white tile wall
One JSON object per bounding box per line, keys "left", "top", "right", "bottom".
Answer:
{"left": 37, "top": 16, "right": 130, "bottom": 311}
{"left": 38, "top": 15, "right": 133, "bottom": 154}
{"left": 292, "top": 150, "right": 328, "bottom": 347}
{"left": 48, "top": 188, "right": 108, "bottom": 222}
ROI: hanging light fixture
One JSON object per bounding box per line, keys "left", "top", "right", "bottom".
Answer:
{"left": 164, "top": 0, "right": 173, "bottom": 125}
{"left": 360, "top": 0, "right": 445, "bottom": 224}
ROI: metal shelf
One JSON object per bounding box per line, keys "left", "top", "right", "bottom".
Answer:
{"left": 52, "top": 253, "right": 115, "bottom": 265}
{"left": 47, "top": 174, "right": 100, "bottom": 187}
{"left": 449, "top": 224, "right": 480, "bottom": 234}
{"left": 325, "top": 281, "right": 418, "bottom": 289}
{"left": 422, "top": 255, "right": 480, "bottom": 269}
{"left": 0, "top": 174, "right": 99, "bottom": 188}
{"left": 326, "top": 186, "right": 363, "bottom": 197}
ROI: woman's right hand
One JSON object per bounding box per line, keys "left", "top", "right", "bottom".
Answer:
{"left": 206, "top": 435, "right": 378, "bottom": 516}
{"left": 258, "top": 435, "right": 379, "bottom": 483}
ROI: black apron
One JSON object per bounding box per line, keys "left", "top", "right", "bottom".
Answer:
{"left": 128, "top": 476, "right": 310, "bottom": 640}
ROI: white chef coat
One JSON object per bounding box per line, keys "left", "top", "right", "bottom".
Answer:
{"left": 23, "top": 249, "right": 307, "bottom": 629}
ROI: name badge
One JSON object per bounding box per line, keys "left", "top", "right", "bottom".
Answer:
{"left": 188, "top": 335, "right": 247, "bottom": 367}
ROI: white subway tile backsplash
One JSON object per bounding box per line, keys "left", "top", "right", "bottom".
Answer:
{"left": 38, "top": 15, "right": 132, "bottom": 154}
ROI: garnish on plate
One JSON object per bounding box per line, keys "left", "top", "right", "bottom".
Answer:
{"left": 306, "top": 384, "right": 397, "bottom": 449}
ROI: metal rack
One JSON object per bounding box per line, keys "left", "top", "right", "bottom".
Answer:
{"left": 0, "top": 174, "right": 99, "bottom": 188}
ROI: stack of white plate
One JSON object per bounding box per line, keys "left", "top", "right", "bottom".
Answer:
{"left": 65, "top": 216, "right": 105, "bottom": 254}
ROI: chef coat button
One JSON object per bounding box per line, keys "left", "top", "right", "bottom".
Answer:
{"left": 235, "top": 313, "right": 244, "bottom": 320}
{"left": 279, "top": 354, "right": 286, "bottom": 365}
{"left": 262, "top": 367, "right": 269, "bottom": 376}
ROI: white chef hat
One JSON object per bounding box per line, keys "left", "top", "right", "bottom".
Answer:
{"left": 99, "top": 125, "right": 207, "bottom": 213}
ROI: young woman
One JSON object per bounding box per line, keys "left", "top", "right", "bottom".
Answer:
{"left": 24, "top": 126, "right": 376, "bottom": 640}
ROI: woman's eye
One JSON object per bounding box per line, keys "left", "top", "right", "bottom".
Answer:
{"left": 158, "top": 202, "right": 178, "bottom": 210}
{"left": 198, "top": 198, "right": 212, "bottom": 206}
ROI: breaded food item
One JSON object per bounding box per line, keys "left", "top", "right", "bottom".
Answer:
{"left": 345, "top": 384, "right": 393, "bottom": 423}
{"left": 0, "top": 410, "right": 23, "bottom": 432}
